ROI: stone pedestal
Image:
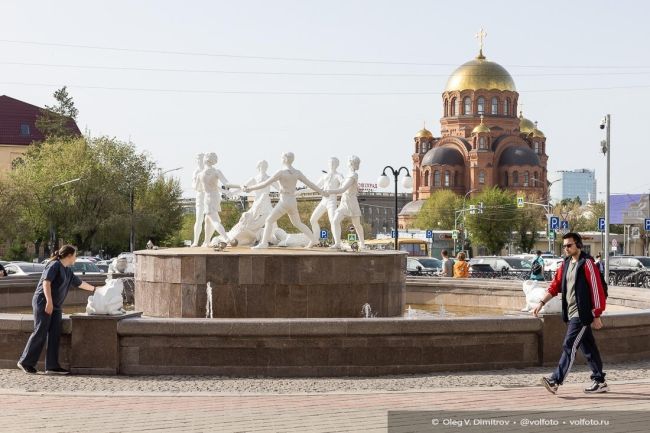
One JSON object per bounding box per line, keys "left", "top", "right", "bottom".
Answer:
{"left": 70, "top": 312, "right": 142, "bottom": 375}
{"left": 135, "top": 247, "right": 406, "bottom": 318}
{"left": 541, "top": 313, "right": 565, "bottom": 366}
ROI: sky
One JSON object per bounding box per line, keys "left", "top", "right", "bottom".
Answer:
{"left": 1, "top": 0, "right": 648, "bottom": 198}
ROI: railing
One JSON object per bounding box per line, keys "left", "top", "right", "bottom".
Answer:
{"left": 609, "top": 270, "right": 650, "bottom": 288}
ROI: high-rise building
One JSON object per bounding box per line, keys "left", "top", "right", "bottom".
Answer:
{"left": 550, "top": 169, "right": 597, "bottom": 204}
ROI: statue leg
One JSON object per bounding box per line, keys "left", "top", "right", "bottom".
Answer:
{"left": 351, "top": 216, "right": 365, "bottom": 248}
{"left": 287, "top": 207, "right": 316, "bottom": 247}
{"left": 191, "top": 208, "right": 203, "bottom": 247}
{"left": 309, "top": 202, "right": 327, "bottom": 239}
{"left": 329, "top": 209, "right": 345, "bottom": 249}
{"left": 211, "top": 214, "right": 230, "bottom": 244}
{"left": 253, "top": 205, "right": 285, "bottom": 249}
{"left": 201, "top": 214, "right": 214, "bottom": 247}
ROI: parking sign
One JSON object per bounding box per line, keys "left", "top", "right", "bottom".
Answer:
{"left": 598, "top": 217, "right": 605, "bottom": 231}
{"left": 516, "top": 197, "right": 524, "bottom": 208}
{"left": 425, "top": 230, "right": 433, "bottom": 239}
{"left": 319, "top": 229, "right": 328, "bottom": 239}
{"left": 646, "top": 218, "right": 650, "bottom": 231}
{"left": 560, "top": 220, "right": 569, "bottom": 230}
{"left": 550, "top": 216, "right": 560, "bottom": 230}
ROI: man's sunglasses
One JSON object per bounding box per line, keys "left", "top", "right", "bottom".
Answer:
{"left": 562, "top": 243, "right": 575, "bottom": 249}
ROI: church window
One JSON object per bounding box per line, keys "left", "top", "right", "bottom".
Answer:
{"left": 444, "top": 99, "right": 449, "bottom": 117}
{"left": 512, "top": 170, "right": 519, "bottom": 186}
{"left": 424, "top": 170, "right": 429, "bottom": 187}
{"left": 504, "top": 98, "right": 510, "bottom": 116}
{"left": 533, "top": 171, "right": 539, "bottom": 185}
{"left": 444, "top": 170, "right": 450, "bottom": 187}
{"left": 479, "top": 170, "right": 485, "bottom": 185}
{"left": 450, "top": 97, "right": 457, "bottom": 116}
{"left": 434, "top": 170, "right": 441, "bottom": 186}
{"left": 477, "top": 97, "right": 485, "bottom": 115}
{"left": 523, "top": 171, "right": 529, "bottom": 187}
{"left": 20, "top": 123, "right": 31, "bottom": 136}
{"left": 504, "top": 171, "right": 509, "bottom": 186}
{"left": 463, "top": 97, "right": 471, "bottom": 115}
{"left": 491, "top": 97, "right": 498, "bottom": 115}
{"left": 479, "top": 136, "right": 487, "bottom": 149}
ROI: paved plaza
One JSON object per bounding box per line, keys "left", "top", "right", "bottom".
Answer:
{"left": 1, "top": 361, "right": 649, "bottom": 432}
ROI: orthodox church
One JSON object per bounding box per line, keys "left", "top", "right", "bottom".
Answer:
{"left": 399, "top": 35, "right": 548, "bottom": 228}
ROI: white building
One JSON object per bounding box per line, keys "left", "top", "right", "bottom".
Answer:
{"left": 550, "top": 169, "right": 597, "bottom": 204}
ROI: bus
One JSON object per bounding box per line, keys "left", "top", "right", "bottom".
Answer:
{"left": 364, "top": 238, "right": 429, "bottom": 257}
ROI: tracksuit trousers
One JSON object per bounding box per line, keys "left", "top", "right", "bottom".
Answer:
{"left": 551, "top": 317, "right": 606, "bottom": 385}
{"left": 18, "top": 295, "right": 63, "bottom": 370}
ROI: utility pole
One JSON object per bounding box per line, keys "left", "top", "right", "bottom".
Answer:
{"left": 601, "top": 114, "right": 611, "bottom": 277}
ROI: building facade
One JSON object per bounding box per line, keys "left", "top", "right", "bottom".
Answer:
{"left": 550, "top": 169, "right": 597, "bottom": 204}
{"left": 0, "top": 95, "right": 81, "bottom": 174}
{"left": 399, "top": 46, "right": 549, "bottom": 228}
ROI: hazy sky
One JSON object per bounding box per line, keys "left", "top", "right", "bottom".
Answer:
{"left": 1, "top": 0, "right": 648, "bottom": 198}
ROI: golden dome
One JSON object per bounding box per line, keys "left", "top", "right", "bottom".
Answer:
{"left": 445, "top": 54, "right": 516, "bottom": 92}
{"left": 532, "top": 121, "right": 545, "bottom": 138}
{"left": 519, "top": 111, "right": 535, "bottom": 134}
{"left": 415, "top": 122, "right": 433, "bottom": 138}
{"left": 472, "top": 115, "right": 491, "bottom": 135}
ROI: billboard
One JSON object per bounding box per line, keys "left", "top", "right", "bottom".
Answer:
{"left": 610, "top": 194, "right": 650, "bottom": 225}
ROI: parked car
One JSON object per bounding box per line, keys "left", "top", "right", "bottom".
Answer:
{"left": 410, "top": 257, "right": 443, "bottom": 275}
{"left": 469, "top": 263, "right": 495, "bottom": 275}
{"left": 71, "top": 259, "right": 103, "bottom": 275}
{"left": 3, "top": 262, "right": 46, "bottom": 276}
{"left": 95, "top": 259, "right": 114, "bottom": 273}
{"left": 607, "top": 256, "right": 650, "bottom": 287}
{"left": 470, "top": 256, "right": 532, "bottom": 273}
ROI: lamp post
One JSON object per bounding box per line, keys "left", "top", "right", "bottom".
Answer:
{"left": 453, "top": 189, "right": 478, "bottom": 254}
{"left": 48, "top": 177, "right": 82, "bottom": 254}
{"left": 600, "top": 114, "right": 611, "bottom": 277}
{"left": 377, "top": 166, "right": 412, "bottom": 251}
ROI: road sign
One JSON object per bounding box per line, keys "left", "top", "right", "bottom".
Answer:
{"left": 319, "top": 229, "right": 328, "bottom": 239}
{"left": 516, "top": 197, "right": 524, "bottom": 208}
{"left": 632, "top": 227, "right": 641, "bottom": 239}
{"left": 549, "top": 216, "right": 560, "bottom": 230}
{"left": 611, "top": 238, "right": 618, "bottom": 248}
{"left": 347, "top": 234, "right": 357, "bottom": 242}
{"left": 549, "top": 231, "right": 556, "bottom": 241}
{"left": 598, "top": 217, "right": 605, "bottom": 231}
{"left": 646, "top": 218, "right": 650, "bottom": 231}
{"left": 560, "top": 220, "right": 569, "bottom": 230}
{"left": 452, "top": 230, "right": 459, "bottom": 240}
{"left": 391, "top": 230, "right": 396, "bottom": 238}
{"left": 425, "top": 229, "right": 433, "bottom": 239}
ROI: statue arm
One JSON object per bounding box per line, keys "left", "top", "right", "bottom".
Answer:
{"left": 326, "top": 176, "right": 354, "bottom": 195}
{"left": 245, "top": 171, "right": 280, "bottom": 192}
{"left": 216, "top": 170, "right": 238, "bottom": 189}
{"left": 297, "top": 172, "right": 325, "bottom": 195}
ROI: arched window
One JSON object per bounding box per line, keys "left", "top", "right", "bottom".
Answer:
{"left": 504, "top": 171, "right": 509, "bottom": 186}
{"left": 434, "top": 170, "right": 441, "bottom": 186}
{"left": 523, "top": 171, "right": 529, "bottom": 187}
{"left": 512, "top": 170, "right": 519, "bottom": 186}
{"left": 424, "top": 170, "right": 429, "bottom": 187}
{"left": 479, "top": 136, "right": 487, "bottom": 150}
{"left": 463, "top": 97, "right": 471, "bottom": 115}
{"left": 479, "top": 170, "right": 485, "bottom": 185}
{"left": 444, "top": 99, "right": 449, "bottom": 117}
{"left": 450, "top": 97, "right": 457, "bottom": 116}
{"left": 444, "top": 170, "right": 450, "bottom": 187}
{"left": 491, "top": 97, "right": 498, "bottom": 115}
{"left": 477, "top": 97, "right": 485, "bottom": 115}
{"left": 504, "top": 98, "right": 510, "bottom": 116}
{"left": 533, "top": 171, "right": 539, "bottom": 183}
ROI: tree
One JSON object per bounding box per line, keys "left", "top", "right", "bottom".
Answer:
{"left": 414, "top": 190, "right": 462, "bottom": 230}
{"left": 513, "top": 206, "right": 546, "bottom": 253}
{"left": 463, "top": 187, "right": 517, "bottom": 254}
{"left": 35, "top": 86, "right": 80, "bottom": 139}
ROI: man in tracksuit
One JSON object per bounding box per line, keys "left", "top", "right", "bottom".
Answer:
{"left": 533, "top": 232, "right": 608, "bottom": 394}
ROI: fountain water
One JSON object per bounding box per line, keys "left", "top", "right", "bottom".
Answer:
{"left": 205, "top": 282, "right": 213, "bottom": 319}
{"left": 361, "top": 303, "right": 373, "bottom": 318}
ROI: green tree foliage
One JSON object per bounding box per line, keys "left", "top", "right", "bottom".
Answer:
{"left": 414, "top": 189, "right": 462, "bottom": 230}
{"left": 0, "top": 136, "right": 183, "bottom": 257}
{"left": 464, "top": 187, "right": 517, "bottom": 254}
{"left": 513, "top": 205, "right": 546, "bottom": 253}
{"left": 35, "top": 86, "right": 80, "bottom": 139}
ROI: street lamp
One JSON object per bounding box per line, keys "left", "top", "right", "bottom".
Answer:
{"left": 159, "top": 166, "right": 183, "bottom": 176}
{"left": 377, "top": 166, "right": 412, "bottom": 251}
{"left": 49, "top": 177, "right": 82, "bottom": 254}
{"left": 453, "top": 189, "right": 478, "bottom": 254}
{"left": 600, "top": 114, "right": 611, "bottom": 277}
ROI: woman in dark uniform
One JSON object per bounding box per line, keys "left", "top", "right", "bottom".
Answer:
{"left": 17, "top": 245, "right": 99, "bottom": 375}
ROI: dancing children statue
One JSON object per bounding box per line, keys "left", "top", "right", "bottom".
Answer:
{"left": 199, "top": 152, "right": 238, "bottom": 247}
{"left": 190, "top": 153, "right": 205, "bottom": 247}
{"left": 243, "top": 152, "right": 326, "bottom": 249}
{"left": 325, "top": 155, "right": 365, "bottom": 250}
{"left": 309, "top": 157, "right": 344, "bottom": 242}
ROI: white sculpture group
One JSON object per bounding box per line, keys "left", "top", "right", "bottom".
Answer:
{"left": 191, "top": 152, "right": 364, "bottom": 250}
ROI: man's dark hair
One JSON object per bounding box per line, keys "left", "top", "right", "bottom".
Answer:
{"left": 536, "top": 250, "right": 542, "bottom": 255}
{"left": 441, "top": 249, "right": 449, "bottom": 257}
{"left": 562, "top": 232, "right": 583, "bottom": 248}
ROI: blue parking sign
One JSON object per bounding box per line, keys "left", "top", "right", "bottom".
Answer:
{"left": 425, "top": 230, "right": 433, "bottom": 239}
{"left": 598, "top": 218, "right": 605, "bottom": 231}
{"left": 560, "top": 220, "right": 569, "bottom": 230}
{"left": 550, "top": 216, "right": 560, "bottom": 230}
{"left": 646, "top": 218, "right": 650, "bottom": 231}
{"left": 319, "top": 229, "right": 328, "bottom": 239}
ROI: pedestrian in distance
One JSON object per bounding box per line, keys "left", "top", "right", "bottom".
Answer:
{"left": 440, "top": 249, "right": 454, "bottom": 277}
{"left": 453, "top": 251, "right": 469, "bottom": 278}
{"left": 17, "top": 245, "right": 101, "bottom": 375}
{"left": 533, "top": 232, "right": 608, "bottom": 395}
{"left": 529, "top": 250, "right": 545, "bottom": 281}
